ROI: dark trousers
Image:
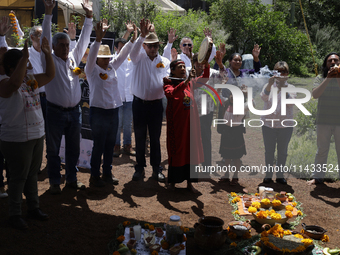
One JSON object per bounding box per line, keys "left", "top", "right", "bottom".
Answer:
{"left": 132, "top": 96, "right": 163, "bottom": 173}
{"left": 200, "top": 112, "right": 214, "bottom": 167}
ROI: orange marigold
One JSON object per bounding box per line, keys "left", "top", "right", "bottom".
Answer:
{"left": 161, "top": 241, "right": 169, "bottom": 250}
{"left": 9, "top": 13, "right": 15, "bottom": 17}
{"left": 183, "top": 227, "right": 189, "bottom": 233}
{"left": 248, "top": 206, "right": 257, "bottom": 213}
{"left": 116, "top": 235, "right": 125, "bottom": 242}
{"left": 151, "top": 251, "right": 158, "bottom": 255}
{"left": 285, "top": 205, "right": 294, "bottom": 211}
{"left": 144, "top": 223, "right": 150, "bottom": 228}
{"left": 285, "top": 211, "right": 293, "bottom": 218}
{"left": 112, "top": 251, "right": 120, "bottom": 255}
{"left": 149, "top": 225, "right": 155, "bottom": 231}
{"left": 297, "top": 210, "right": 303, "bottom": 216}
{"left": 292, "top": 202, "right": 297, "bottom": 207}
{"left": 156, "top": 62, "right": 165, "bottom": 68}
{"left": 99, "top": 73, "right": 108, "bottom": 80}
{"left": 321, "top": 234, "right": 329, "bottom": 242}
{"left": 73, "top": 67, "right": 81, "bottom": 75}
{"left": 243, "top": 231, "right": 252, "bottom": 239}
{"left": 230, "top": 242, "right": 237, "bottom": 247}
{"left": 122, "top": 221, "right": 130, "bottom": 227}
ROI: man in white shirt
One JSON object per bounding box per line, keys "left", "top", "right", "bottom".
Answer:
{"left": 129, "top": 19, "right": 170, "bottom": 182}
{"left": 40, "top": 0, "right": 93, "bottom": 194}
{"left": 163, "top": 28, "right": 216, "bottom": 69}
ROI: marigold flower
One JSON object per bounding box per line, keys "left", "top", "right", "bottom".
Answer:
{"left": 271, "top": 199, "right": 281, "bottom": 207}
{"left": 231, "top": 197, "right": 240, "bottom": 203}
{"left": 180, "top": 226, "right": 184, "bottom": 231}
{"left": 151, "top": 251, "right": 158, "bottom": 255}
{"left": 301, "top": 238, "right": 313, "bottom": 246}
{"left": 122, "top": 221, "right": 130, "bottom": 227}
{"left": 254, "top": 193, "right": 259, "bottom": 196}
{"left": 230, "top": 192, "right": 237, "bottom": 197}
{"left": 144, "top": 223, "right": 150, "bottom": 228}
{"left": 9, "top": 13, "right": 15, "bottom": 17}
{"left": 297, "top": 210, "right": 303, "bottom": 216}
{"left": 27, "top": 80, "right": 38, "bottom": 90}
{"left": 256, "top": 210, "right": 268, "bottom": 219}
{"left": 112, "top": 252, "right": 120, "bottom": 255}
{"left": 248, "top": 206, "right": 257, "bottom": 213}
{"left": 285, "top": 211, "right": 293, "bottom": 218}
{"left": 73, "top": 67, "right": 81, "bottom": 75}
{"left": 270, "top": 213, "right": 282, "bottom": 220}
{"left": 233, "top": 210, "right": 240, "bottom": 215}
{"left": 183, "top": 227, "right": 189, "bottom": 233}
{"left": 116, "top": 235, "right": 125, "bottom": 242}
{"left": 285, "top": 205, "right": 294, "bottom": 211}
{"left": 294, "top": 234, "right": 304, "bottom": 239}
{"left": 292, "top": 202, "right": 297, "bottom": 207}
{"left": 251, "top": 201, "right": 261, "bottom": 209}
{"left": 149, "top": 225, "right": 155, "bottom": 231}
{"left": 321, "top": 234, "right": 329, "bottom": 242}
{"left": 284, "top": 230, "right": 292, "bottom": 235}
{"left": 156, "top": 62, "right": 165, "bottom": 68}
{"left": 261, "top": 198, "right": 270, "bottom": 206}
{"left": 243, "top": 231, "right": 252, "bottom": 239}
{"left": 230, "top": 242, "right": 237, "bottom": 247}
{"left": 99, "top": 73, "right": 108, "bottom": 80}
{"left": 161, "top": 241, "right": 169, "bottom": 250}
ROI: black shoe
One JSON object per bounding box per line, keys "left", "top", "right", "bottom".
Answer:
{"left": 27, "top": 208, "right": 49, "bottom": 221}
{"left": 65, "top": 181, "right": 86, "bottom": 190}
{"left": 9, "top": 215, "right": 28, "bottom": 230}
{"left": 151, "top": 172, "right": 166, "bottom": 183}
{"left": 102, "top": 174, "right": 119, "bottom": 185}
{"left": 276, "top": 178, "right": 287, "bottom": 185}
{"left": 263, "top": 178, "right": 273, "bottom": 183}
{"left": 89, "top": 176, "right": 105, "bottom": 187}
{"left": 132, "top": 170, "right": 145, "bottom": 181}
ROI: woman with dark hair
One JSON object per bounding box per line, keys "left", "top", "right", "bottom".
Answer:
{"left": 0, "top": 38, "right": 55, "bottom": 229}
{"left": 163, "top": 59, "right": 209, "bottom": 193}
{"left": 307, "top": 52, "right": 340, "bottom": 185}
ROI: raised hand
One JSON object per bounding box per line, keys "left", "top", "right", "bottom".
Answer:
{"left": 0, "top": 16, "right": 11, "bottom": 36}
{"left": 149, "top": 23, "right": 155, "bottom": 33}
{"left": 215, "top": 50, "right": 223, "bottom": 67}
{"left": 203, "top": 27, "right": 212, "bottom": 38}
{"left": 41, "top": 36, "right": 52, "bottom": 55}
{"left": 167, "top": 28, "right": 178, "bottom": 44}
{"left": 171, "top": 48, "right": 178, "bottom": 62}
{"left": 94, "top": 20, "right": 109, "bottom": 42}
{"left": 139, "top": 18, "right": 151, "bottom": 38}
{"left": 64, "top": 22, "right": 76, "bottom": 40}
{"left": 218, "top": 43, "right": 226, "bottom": 58}
{"left": 42, "top": 0, "right": 56, "bottom": 15}
{"left": 81, "top": 0, "right": 93, "bottom": 18}
{"left": 130, "top": 23, "right": 138, "bottom": 43}
{"left": 22, "top": 40, "right": 29, "bottom": 60}
{"left": 125, "top": 20, "right": 134, "bottom": 34}
{"left": 252, "top": 44, "right": 261, "bottom": 61}
{"left": 187, "top": 69, "right": 196, "bottom": 82}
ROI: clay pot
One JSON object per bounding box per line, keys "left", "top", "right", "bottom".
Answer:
{"left": 194, "top": 216, "right": 228, "bottom": 250}
{"left": 228, "top": 220, "right": 251, "bottom": 237}
{"left": 301, "top": 223, "right": 327, "bottom": 240}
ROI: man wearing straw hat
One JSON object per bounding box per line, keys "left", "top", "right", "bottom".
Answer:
{"left": 84, "top": 20, "right": 137, "bottom": 187}
{"left": 129, "top": 19, "right": 170, "bottom": 182}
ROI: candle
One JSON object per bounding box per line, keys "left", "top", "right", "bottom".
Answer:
{"left": 133, "top": 225, "right": 141, "bottom": 241}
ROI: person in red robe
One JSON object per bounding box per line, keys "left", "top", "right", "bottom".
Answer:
{"left": 163, "top": 59, "right": 209, "bottom": 193}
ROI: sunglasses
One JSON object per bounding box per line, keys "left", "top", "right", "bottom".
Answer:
{"left": 182, "top": 43, "right": 192, "bottom": 47}
{"left": 144, "top": 44, "right": 159, "bottom": 49}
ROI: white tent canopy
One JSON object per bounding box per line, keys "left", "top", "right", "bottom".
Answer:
{"left": 58, "top": 0, "right": 185, "bottom": 25}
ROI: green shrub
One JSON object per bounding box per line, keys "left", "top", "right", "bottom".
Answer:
{"left": 295, "top": 98, "right": 317, "bottom": 135}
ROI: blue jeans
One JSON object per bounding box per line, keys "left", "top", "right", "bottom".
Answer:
{"left": 115, "top": 101, "right": 133, "bottom": 146}
{"left": 262, "top": 126, "right": 293, "bottom": 178}
{"left": 89, "top": 107, "right": 119, "bottom": 177}
{"left": 46, "top": 102, "right": 81, "bottom": 185}
{"left": 133, "top": 96, "right": 163, "bottom": 173}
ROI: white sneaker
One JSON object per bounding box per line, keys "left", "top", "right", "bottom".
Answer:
{"left": 0, "top": 187, "right": 8, "bottom": 198}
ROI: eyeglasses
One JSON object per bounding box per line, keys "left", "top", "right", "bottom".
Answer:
{"left": 144, "top": 44, "right": 159, "bottom": 49}
{"left": 182, "top": 43, "right": 192, "bottom": 47}
{"left": 276, "top": 69, "right": 289, "bottom": 74}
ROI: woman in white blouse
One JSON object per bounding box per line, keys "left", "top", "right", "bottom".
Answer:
{"left": 260, "top": 61, "right": 296, "bottom": 185}
{"left": 85, "top": 20, "right": 137, "bottom": 187}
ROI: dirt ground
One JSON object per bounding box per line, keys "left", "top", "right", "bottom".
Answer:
{"left": 1, "top": 122, "right": 340, "bottom": 255}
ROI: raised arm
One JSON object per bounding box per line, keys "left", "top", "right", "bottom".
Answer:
{"left": 163, "top": 28, "right": 177, "bottom": 60}
{"left": 130, "top": 18, "right": 151, "bottom": 64}
{"left": 34, "top": 37, "right": 55, "bottom": 87}
{"left": 0, "top": 16, "right": 11, "bottom": 49}
{"left": 0, "top": 40, "right": 29, "bottom": 98}
{"left": 64, "top": 22, "right": 77, "bottom": 51}
{"left": 85, "top": 20, "right": 110, "bottom": 74}
{"left": 73, "top": 0, "right": 93, "bottom": 65}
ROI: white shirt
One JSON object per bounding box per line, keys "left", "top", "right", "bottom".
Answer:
{"left": 130, "top": 36, "right": 170, "bottom": 100}
{"left": 85, "top": 40, "right": 133, "bottom": 109}
{"left": 41, "top": 15, "right": 93, "bottom": 107}
{"left": 260, "top": 82, "right": 296, "bottom": 128}
{"left": 116, "top": 53, "right": 134, "bottom": 102}
{"left": 163, "top": 42, "right": 217, "bottom": 69}
{"left": 28, "top": 46, "right": 45, "bottom": 93}
{"left": 0, "top": 75, "right": 44, "bottom": 142}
